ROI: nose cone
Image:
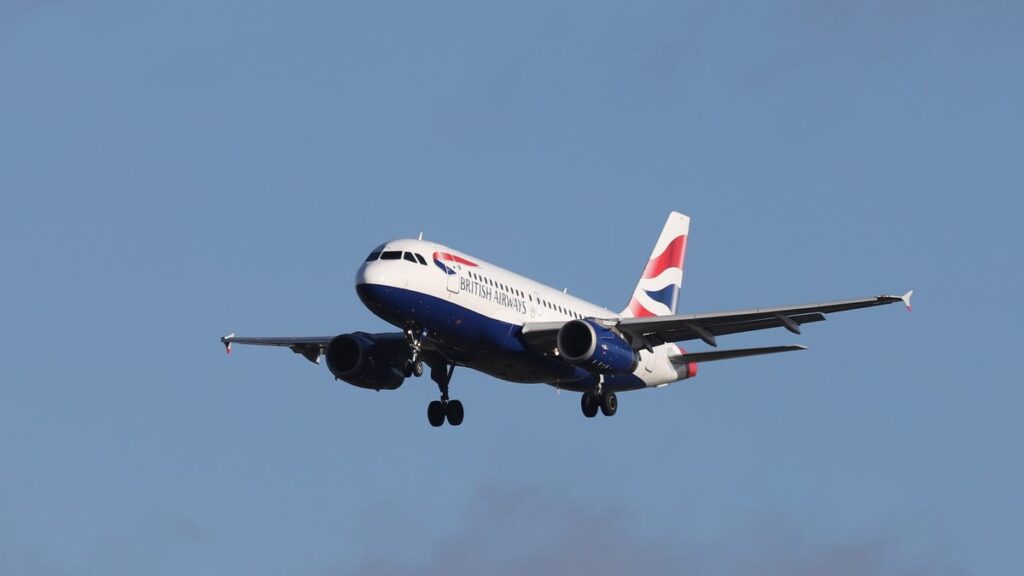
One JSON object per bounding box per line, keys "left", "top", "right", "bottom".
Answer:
{"left": 355, "top": 260, "right": 400, "bottom": 313}
{"left": 356, "top": 261, "right": 389, "bottom": 287}
{"left": 355, "top": 262, "right": 371, "bottom": 286}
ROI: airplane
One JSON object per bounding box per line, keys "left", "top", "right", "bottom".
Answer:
{"left": 221, "top": 212, "right": 912, "bottom": 427}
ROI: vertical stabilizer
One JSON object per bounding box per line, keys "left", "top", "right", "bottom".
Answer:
{"left": 622, "top": 212, "right": 690, "bottom": 318}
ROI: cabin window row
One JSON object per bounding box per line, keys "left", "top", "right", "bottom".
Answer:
{"left": 537, "top": 298, "right": 584, "bottom": 319}
{"left": 466, "top": 271, "right": 526, "bottom": 299}
{"left": 462, "top": 270, "right": 586, "bottom": 320}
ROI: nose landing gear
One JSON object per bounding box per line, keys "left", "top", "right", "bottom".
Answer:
{"left": 404, "top": 326, "right": 427, "bottom": 378}
{"left": 403, "top": 359, "right": 424, "bottom": 378}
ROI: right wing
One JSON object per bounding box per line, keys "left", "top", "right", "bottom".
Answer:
{"left": 617, "top": 291, "right": 912, "bottom": 349}
{"left": 520, "top": 291, "right": 912, "bottom": 352}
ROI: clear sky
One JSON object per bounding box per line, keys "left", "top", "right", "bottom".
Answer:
{"left": 1, "top": 1, "right": 1021, "bottom": 574}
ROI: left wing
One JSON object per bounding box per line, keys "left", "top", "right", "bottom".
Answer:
{"left": 520, "top": 291, "right": 912, "bottom": 352}
{"left": 220, "top": 334, "right": 336, "bottom": 364}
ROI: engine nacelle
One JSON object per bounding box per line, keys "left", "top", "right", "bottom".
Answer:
{"left": 325, "top": 333, "right": 405, "bottom": 390}
{"left": 556, "top": 319, "right": 639, "bottom": 375}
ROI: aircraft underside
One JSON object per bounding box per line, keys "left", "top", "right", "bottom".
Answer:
{"left": 357, "top": 282, "right": 645, "bottom": 425}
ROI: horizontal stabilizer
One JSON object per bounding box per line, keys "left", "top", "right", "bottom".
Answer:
{"left": 901, "top": 290, "right": 914, "bottom": 311}
{"left": 673, "top": 345, "right": 807, "bottom": 364}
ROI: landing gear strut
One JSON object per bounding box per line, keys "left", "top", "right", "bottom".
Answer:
{"left": 403, "top": 327, "right": 427, "bottom": 378}
{"left": 427, "top": 362, "right": 463, "bottom": 427}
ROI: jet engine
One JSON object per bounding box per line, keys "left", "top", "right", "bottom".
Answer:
{"left": 556, "top": 319, "right": 639, "bottom": 375}
{"left": 325, "top": 333, "right": 406, "bottom": 390}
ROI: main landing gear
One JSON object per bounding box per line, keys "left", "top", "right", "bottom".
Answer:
{"left": 581, "top": 389, "right": 617, "bottom": 418}
{"left": 402, "top": 325, "right": 463, "bottom": 427}
{"left": 427, "top": 363, "right": 463, "bottom": 427}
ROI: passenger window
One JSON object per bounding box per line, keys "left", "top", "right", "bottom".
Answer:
{"left": 414, "top": 253, "right": 427, "bottom": 265}
{"left": 380, "top": 251, "right": 402, "bottom": 260}
{"left": 365, "top": 251, "right": 382, "bottom": 262}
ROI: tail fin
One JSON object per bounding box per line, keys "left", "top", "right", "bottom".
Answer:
{"left": 621, "top": 212, "right": 690, "bottom": 318}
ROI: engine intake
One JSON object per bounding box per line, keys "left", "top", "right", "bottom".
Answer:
{"left": 325, "top": 333, "right": 405, "bottom": 390}
{"left": 556, "top": 319, "right": 639, "bottom": 375}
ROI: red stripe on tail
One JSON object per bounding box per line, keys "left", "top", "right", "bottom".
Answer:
{"left": 642, "top": 235, "right": 687, "bottom": 279}
{"left": 628, "top": 299, "right": 656, "bottom": 317}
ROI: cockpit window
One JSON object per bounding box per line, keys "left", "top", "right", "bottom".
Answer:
{"left": 414, "top": 253, "right": 427, "bottom": 265}
{"left": 403, "top": 252, "right": 417, "bottom": 263}
{"left": 380, "top": 251, "right": 402, "bottom": 260}
{"left": 365, "top": 251, "right": 382, "bottom": 262}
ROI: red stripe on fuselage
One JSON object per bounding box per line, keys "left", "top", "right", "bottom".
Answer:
{"left": 642, "top": 235, "right": 686, "bottom": 279}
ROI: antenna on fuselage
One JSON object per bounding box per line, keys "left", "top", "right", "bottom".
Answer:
{"left": 418, "top": 232, "right": 423, "bottom": 240}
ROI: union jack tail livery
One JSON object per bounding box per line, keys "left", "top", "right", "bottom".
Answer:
{"left": 623, "top": 211, "right": 690, "bottom": 318}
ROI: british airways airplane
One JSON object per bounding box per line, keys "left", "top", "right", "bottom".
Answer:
{"left": 221, "top": 212, "right": 911, "bottom": 427}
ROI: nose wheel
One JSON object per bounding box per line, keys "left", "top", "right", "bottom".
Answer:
{"left": 403, "top": 359, "right": 424, "bottom": 378}
{"left": 404, "top": 326, "right": 427, "bottom": 378}
{"left": 427, "top": 362, "right": 463, "bottom": 427}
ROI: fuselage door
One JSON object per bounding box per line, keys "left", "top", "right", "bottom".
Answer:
{"left": 447, "top": 266, "right": 461, "bottom": 293}
{"left": 435, "top": 247, "right": 461, "bottom": 294}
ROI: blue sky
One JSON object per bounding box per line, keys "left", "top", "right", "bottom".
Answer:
{"left": 1, "top": 1, "right": 1021, "bottom": 574}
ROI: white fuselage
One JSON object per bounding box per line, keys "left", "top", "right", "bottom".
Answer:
{"left": 355, "top": 239, "right": 691, "bottom": 391}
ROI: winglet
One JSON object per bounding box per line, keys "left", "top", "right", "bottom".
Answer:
{"left": 901, "top": 290, "right": 913, "bottom": 311}
{"left": 221, "top": 333, "right": 235, "bottom": 354}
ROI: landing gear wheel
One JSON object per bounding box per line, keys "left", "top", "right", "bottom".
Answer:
{"left": 427, "top": 400, "right": 446, "bottom": 427}
{"left": 446, "top": 400, "right": 464, "bottom": 426}
{"left": 600, "top": 391, "right": 618, "bottom": 417}
{"left": 427, "top": 362, "right": 457, "bottom": 428}
{"left": 581, "top": 391, "right": 599, "bottom": 418}
{"left": 412, "top": 360, "right": 424, "bottom": 377}
{"left": 403, "top": 362, "right": 414, "bottom": 378}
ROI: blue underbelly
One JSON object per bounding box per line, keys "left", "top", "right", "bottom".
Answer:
{"left": 355, "top": 283, "right": 646, "bottom": 390}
